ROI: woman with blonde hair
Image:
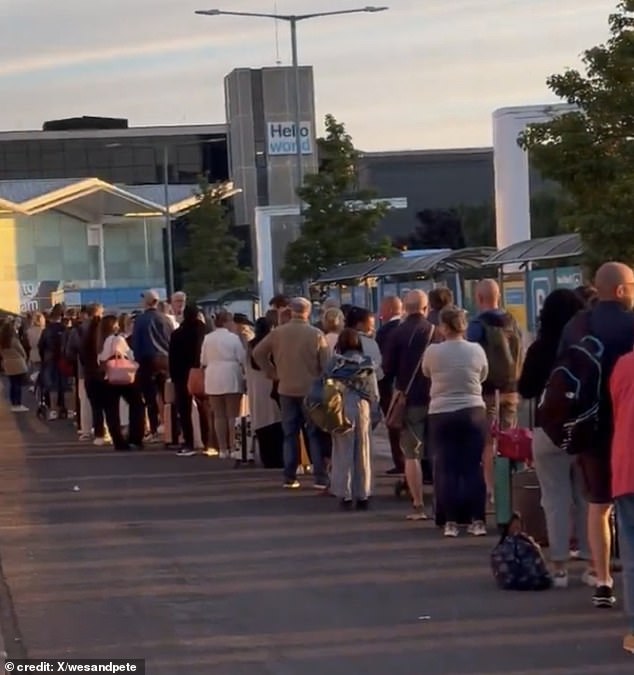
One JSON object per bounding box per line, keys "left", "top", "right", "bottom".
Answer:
{"left": 200, "top": 310, "right": 246, "bottom": 458}
{"left": 423, "top": 306, "right": 489, "bottom": 538}
{"left": 323, "top": 307, "right": 345, "bottom": 355}
{"left": 26, "top": 312, "right": 45, "bottom": 375}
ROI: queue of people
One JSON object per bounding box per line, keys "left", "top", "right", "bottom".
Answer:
{"left": 2, "top": 262, "right": 634, "bottom": 654}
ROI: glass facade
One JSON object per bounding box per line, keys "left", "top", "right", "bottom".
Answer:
{"left": 0, "top": 133, "right": 230, "bottom": 185}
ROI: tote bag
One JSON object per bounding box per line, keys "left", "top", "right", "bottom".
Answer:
{"left": 105, "top": 358, "right": 139, "bottom": 386}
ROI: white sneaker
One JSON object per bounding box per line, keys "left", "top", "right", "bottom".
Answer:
{"left": 553, "top": 571, "right": 569, "bottom": 589}
{"left": 444, "top": 522, "right": 459, "bottom": 538}
{"left": 444, "top": 522, "right": 460, "bottom": 537}
{"left": 582, "top": 569, "right": 598, "bottom": 587}
{"left": 48, "top": 410, "right": 58, "bottom": 421}
{"left": 203, "top": 448, "right": 219, "bottom": 457}
{"left": 467, "top": 521, "right": 487, "bottom": 537}
{"left": 93, "top": 437, "right": 107, "bottom": 447}
{"left": 11, "top": 405, "right": 29, "bottom": 413}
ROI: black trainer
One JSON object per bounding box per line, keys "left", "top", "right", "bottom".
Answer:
{"left": 592, "top": 584, "right": 616, "bottom": 608}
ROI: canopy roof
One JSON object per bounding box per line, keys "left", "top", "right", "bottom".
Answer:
{"left": 315, "top": 247, "right": 496, "bottom": 284}
{"left": 315, "top": 260, "right": 386, "bottom": 284}
{"left": 0, "top": 178, "right": 240, "bottom": 221}
{"left": 484, "top": 234, "right": 582, "bottom": 266}
{"left": 372, "top": 247, "right": 496, "bottom": 277}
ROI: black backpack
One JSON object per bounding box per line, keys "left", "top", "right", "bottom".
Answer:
{"left": 538, "top": 312, "right": 603, "bottom": 455}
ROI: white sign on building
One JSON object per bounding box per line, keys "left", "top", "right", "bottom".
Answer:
{"left": 267, "top": 121, "right": 312, "bottom": 156}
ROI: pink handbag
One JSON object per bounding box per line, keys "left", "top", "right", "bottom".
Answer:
{"left": 105, "top": 358, "right": 139, "bottom": 386}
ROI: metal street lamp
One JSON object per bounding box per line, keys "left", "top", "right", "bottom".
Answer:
{"left": 106, "top": 138, "right": 226, "bottom": 295}
{"left": 195, "top": 6, "right": 389, "bottom": 189}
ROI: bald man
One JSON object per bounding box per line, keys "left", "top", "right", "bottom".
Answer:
{"left": 559, "top": 261, "right": 634, "bottom": 609}
{"left": 467, "top": 279, "right": 523, "bottom": 499}
{"left": 383, "top": 290, "right": 438, "bottom": 519}
{"left": 376, "top": 296, "right": 404, "bottom": 473}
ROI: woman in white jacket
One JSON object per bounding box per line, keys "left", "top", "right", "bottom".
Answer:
{"left": 201, "top": 310, "right": 246, "bottom": 458}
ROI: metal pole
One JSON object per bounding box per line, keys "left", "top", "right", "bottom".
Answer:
{"left": 163, "top": 145, "right": 174, "bottom": 296}
{"left": 290, "top": 17, "right": 303, "bottom": 191}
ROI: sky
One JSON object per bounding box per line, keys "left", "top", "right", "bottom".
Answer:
{"left": 0, "top": 0, "right": 618, "bottom": 151}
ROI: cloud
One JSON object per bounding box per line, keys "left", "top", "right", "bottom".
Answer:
{"left": 0, "top": 0, "right": 619, "bottom": 149}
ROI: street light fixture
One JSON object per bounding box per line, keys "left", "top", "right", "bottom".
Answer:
{"left": 106, "top": 138, "right": 226, "bottom": 295}
{"left": 195, "top": 6, "right": 389, "bottom": 189}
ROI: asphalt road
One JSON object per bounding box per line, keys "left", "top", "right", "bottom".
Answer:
{"left": 0, "top": 396, "right": 631, "bottom": 675}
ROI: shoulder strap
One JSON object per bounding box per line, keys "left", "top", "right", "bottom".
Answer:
{"left": 404, "top": 326, "right": 435, "bottom": 396}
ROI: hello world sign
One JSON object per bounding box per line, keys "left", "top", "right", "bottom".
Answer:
{"left": 267, "top": 121, "right": 313, "bottom": 156}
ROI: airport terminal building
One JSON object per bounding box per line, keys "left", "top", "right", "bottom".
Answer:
{"left": 0, "top": 65, "right": 500, "bottom": 311}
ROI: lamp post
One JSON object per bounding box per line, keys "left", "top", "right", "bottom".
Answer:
{"left": 106, "top": 137, "right": 226, "bottom": 296}
{"left": 195, "top": 6, "right": 389, "bottom": 189}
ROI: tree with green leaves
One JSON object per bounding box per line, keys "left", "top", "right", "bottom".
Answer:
{"left": 281, "top": 114, "right": 394, "bottom": 284}
{"left": 179, "top": 179, "right": 251, "bottom": 299}
{"left": 519, "top": 0, "right": 634, "bottom": 271}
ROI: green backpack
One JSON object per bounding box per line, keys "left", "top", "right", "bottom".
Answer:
{"left": 481, "top": 313, "right": 523, "bottom": 391}
{"left": 304, "top": 377, "right": 352, "bottom": 434}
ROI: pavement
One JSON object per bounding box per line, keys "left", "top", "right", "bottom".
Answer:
{"left": 0, "top": 393, "right": 632, "bottom": 675}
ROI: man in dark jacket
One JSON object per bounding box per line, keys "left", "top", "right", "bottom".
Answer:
{"left": 383, "top": 290, "right": 437, "bottom": 520}
{"left": 38, "top": 303, "right": 67, "bottom": 420}
{"left": 376, "top": 295, "right": 403, "bottom": 474}
{"left": 132, "top": 290, "right": 173, "bottom": 441}
{"left": 168, "top": 304, "right": 210, "bottom": 456}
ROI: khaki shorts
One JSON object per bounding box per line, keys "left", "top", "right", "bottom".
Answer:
{"left": 400, "top": 405, "right": 428, "bottom": 460}
{"left": 484, "top": 392, "right": 519, "bottom": 430}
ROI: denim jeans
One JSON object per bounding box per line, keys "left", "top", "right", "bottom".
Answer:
{"left": 279, "top": 395, "right": 326, "bottom": 485}
{"left": 616, "top": 494, "right": 634, "bottom": 632}
{"left": 532, "top": 428, "right": 589, "bottom": 562}
{"left": 41, "top": 362, "right": 66, "bottom": 410}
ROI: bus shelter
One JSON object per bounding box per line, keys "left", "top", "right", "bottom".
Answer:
{"left": 483, "top": 233, "right": 583, "bottom": 332}
{"left": 313, "top": 247, "right": 495, "bottom": 313}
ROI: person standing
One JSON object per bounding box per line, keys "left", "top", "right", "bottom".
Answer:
{"left": 423, "top": 306, "right": 489, "bottom": 537}
{"left": 467, "top": 279, "right": 523, "bottom": 500}
{"left": 376, "top": 296, "right": 403, "bottom": 475}
{"left": 79, "top": 312, "right": 110, "bottom": 447}
{"left": 98, "top": 315, "right": 145, "bottom": 451}
{"left": 518, "top": 289, "right": 590, "bottom": 588}
{"left": 38, "top": 304, "right": 67, "bottom": 420}
{"left": 427, "top": 288, "right": 454, "bottom": 327}
{"left": 609, "top": 341, "right": 634, "bottom": 654}
{"left": 66, "top": 304, "right": 100, "bottom": 441}
{"left": 246, "top": 317, "right": 283, "bottom": 468}
{"left": 26, "top": 312, "right": 44, "bottom": 381}
{"left": 200, "top": 310, "right": 245, "bottom": 459}
{"left": 0, "top": 319, "right": 28, "bottom": 412}
{"left": 559, "top": 262, "right": 634, "bottom": 608}
{"left": 383, "top": 290, "right": 437, "bottom": 520}
{"left": 169, "top": 304, "right": 210, "bottom": 457}
{"left": 170, "top": 291, "right": 187, "bottom": 325}
{"left": 329, "top": 328, "right": 380, "bottom": 510}
{"left": 253, "top": 297, "right": 330, "bottom": 490}
{"left": 323, "top": 308, "right": 345, "bottom": 355}
{"left": 131, "top": 290, "right": 173, "bottom": 442}
{"left": 315, "top": 297, "right": 340, "bottom": 332}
